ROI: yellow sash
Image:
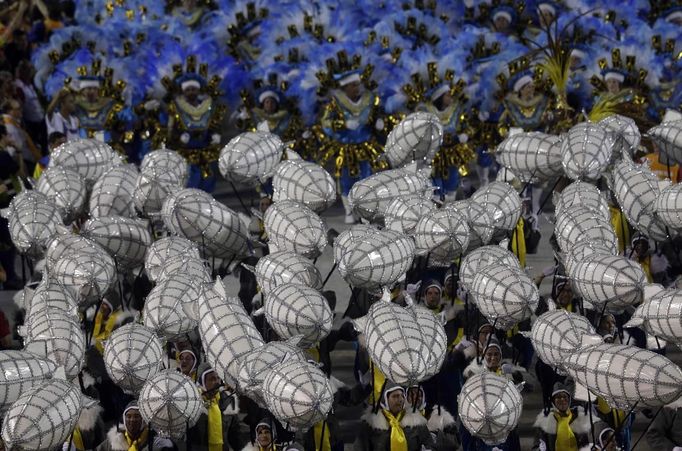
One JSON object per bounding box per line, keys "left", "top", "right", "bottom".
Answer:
{"left": 207, "top": 392, "right": 223, "bottom": 450}
{"left": 313, "top": 420, "right": 332, "bottom": 451}
{"left": 554, "top": 410, "right": 577, "bottom": 451}
{"left": 70, "top": 426, "right": 85, "bottom": 451}
{"left": 609, "top": 207, "right": 630, "bottom": 254}
{"left": 381, "top": 410, "right": 408, "bottom": 451}
{"left": 639, "top": 255, "right": 652, "bottom": 283}
{"left": 94, "top": 310, "right": 119, "bottom": 353}
{"left": 511, "top": 218, "right": 526, "bottom": 268}
{"left": 124, "top": 427, "right": 149, "bottom": 451}
{"left": 370, "top": 361, "right": 386, "bottom": 406}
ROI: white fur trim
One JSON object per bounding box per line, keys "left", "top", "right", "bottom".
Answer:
{"left": 538, "top": 3, "right": 556, "bottom": 15}
{"left": 362, "top": 410, "right": 390, "bottom": 431}
{"left": 81, "top": 371, "right": 97, "bottom": 389}
{"left": 604, "top": 72, "right": 625, "bottom": 83}
{"left": 666, "top": 11, "right": 682, "bottom": 22}
{"left": 401, "top": 411, "right": 427, "bottom": 428}
{"left": 493, "top": 11, "right": 512, "bottom": 23}
{"left": 181, "top": 80, "right": 201, "bottom": 91}
{"left": 430, "top": 85, "right": 450, "bottom": 102}
{"left": 221, "top": 393, "right": 240, "bottom": 416}
{"left": 513, "top": 75, "right": 533, "bottom": 93}
{"left": 427, "top": 407, "right": 456, "bottom": 432}
{"left": 533, "top": 409, "right": 595, "bottom": 435}
{"left": 570, "top": 49, "right": 586, "bottom": 60}
{"left": 463, "top": 359, "right": 486, "bottom": 379}
{"left": 339, "top": 73, "right": 361, "bottom": 87}
{"left": 241, "top": 445, "right": 260, "bottom": 451}
{"left": 258, "top": 90, "right": 279, "bottom": 104}
{"left": 77, "top": 404, "right": 103, "bottom": 432}
{"left": 79, "top": 80, "right": 100, "bottom": 90}
{"left": 105, "top": 426, "right": 129, "bottom": 451}
{"left": 114, "top": 310, "right": 137, "bottom": 328}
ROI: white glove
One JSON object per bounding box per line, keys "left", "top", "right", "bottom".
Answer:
{"left": 237, "top": 108, "right": 249, "bottom": 120}
{"left": 211, "top": 133, "right": 221, "bottom": 144}
{"left": 492, "top": 447, "right": 503, "bottom": 451}
{"left": 180, "top": 132, "right": 190, "bottom": 144}
{"left": 406, "top": 281, "right": 422, "bottom": 296}
{"left": 143, "top": 99, "right": 160, "bottom": 111}
{"left": 463, "top": 343, "right": 477, "bottom": 359}
{"left": 538, "top": 439, "right": 547, "bottom": 451}
{"left": 302, "top": 130, "right": 312, "bottom": 139}
{"left": 501, "top": 363, "right": 514, "bottom": 374}
{"left": 375, "top": 118, "right": 385, "bottom": 131}
{"left": 458, "top": 133, "right": 469, "bottom": 144}
{"left": 456, "top": 283, "right": 468, "bottom": 301}
{"left": 672, "top": 447, "right": 682, "bottom": 451}
{"left": 345, "top": 118, "right": 360, "bottom": 130}
{"left": 454, "top": 338, "right": 473, "bottom": 352}
{"left": 542, "top": 265, "right": 557, "bottom": 277}
{"left": 478, "top": 110, "right": 490, "bottom": 121}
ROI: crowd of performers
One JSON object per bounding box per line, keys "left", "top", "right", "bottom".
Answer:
{"left": 1, "top": 0, "right": 682, "bottom": 450}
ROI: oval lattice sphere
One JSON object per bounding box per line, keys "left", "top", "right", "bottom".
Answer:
{"left": 89, "top": 165, "right": 139, "bottom": 218}
{"left": 414, "top": 207, "right": 470, "bottom": 267}
{"left": 554, "top": 181, "right": 610, "bottom": 221}
{"left": 554, "top": 206, "right": 618, "bottom": 253}
{"left": 25, "top": 277, "right": 79, "bottom": 320}
{"left": 139, "top": 148, "right": 189, "bottom": 185}
{"left": 599, "top": 114, "right": 640, "bottom": 154}
{"left": 22, "top": 310, "right": 84, "bottom": 379}
{"left": 253, "top": 251, "right": 323, "bottom": 295}
{"left": 0, "top": 351, "right": 57, "bottom": 415}
{"left": 35, "top": 166, "right": 86, "bottom": 223}
{"left": 655, "top": 184, "right": 682, "bottom": 232}
{"left": 143, "top": 275, "right": 201, "bottom": 338}
{"left": 5, "top": 191, "right": 63, "bottom": 258}
{"left": 384, "top": 111, "right": 443, "bottom": 168}
{"left": 496, "top": 132, "right": 562, "bottom": 183}
{"left": 272, "top": 160, "right": 336, "bottom": 212}
{"left": 144, "top": 236, "right": 202, "bottom": 282}
{"left": 133, "top": 168, "right": 182, "bottom": 214}
{"left": 219, "top": 131, "right": 283, "bottom": 184}
{"left": 413, "top": 306, "right": 447, "bottom": 378}
{"left": 50, "top": 139, "right": 123, "bottom": 184}
{"left": 626, "top": 285, "right": 682, "bottom": 343}
{"left": 264, "top": 200, "right": 327, "bottom": 258}
{"left": 52, "top": 250, "right": 116, "bottom": 304}
{"left": 560, "top": 122, "right": 614, "bottom": 181}
{"left": 384, "top": 194, "right": 435, "bottom": 236}
{"left": 81, "top": 216, "right": 152, "bottom": 269}
{"left": 333, "top": 225, "right": 377, "bottom": 265}
{"left": 447, "top": 201, "right": 495, "bottom": 249}
{"left": 469, "top": 182, "right": 521, "bottom": 233}
{"left": 647, "top": 120, "right": 682, "bottom": 164}
{"left": 459, "top": 246, "right": 520, "bottom": 292}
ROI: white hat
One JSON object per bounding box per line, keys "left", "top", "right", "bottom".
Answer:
{"left": 181, "top": 79, "right": 201, "bottom": 91}
{"left": 493, "top": 10, "right": 512, "bottom": 23}
{"left": 665, "top": 11, "right": 682, "bottom": 22}
{"left": 339, "top": 72, "right": 362, "bottom": 87}
{"left": 537, "top": 3, "right": 556, "bottom": 15}
{"left": 570, "top": 48, "right": 586, "bottom": 60}
{"left": 513, "top": 74, "right": 533, "bottom": 93}
{"left": 603, "top": 71, "right": 625, "bottom": 83}
{"left": 430, "top": 84, "right": 451, "bottom": 102}
{"left": 78, "top": 79, "right": 100, "bottom": 90}
{"left": 258, "top": 90, "right": 280, "bottom": 104}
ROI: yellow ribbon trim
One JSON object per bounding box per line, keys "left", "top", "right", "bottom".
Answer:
{"left": 510, "top": 218, "right": 526, "bottom": 268}
{"left": 207, "top": 392, "right": 224, "bottom": 450}
{"left": 381, "top": 410, "right": 408, "bottom": 451}
{"left": 94, "top": 310, "right": 119, "bottom": 353}
{"left": 124, "top": 427, "right": 149, "bottom": 451}
{"left": 313, "top": 420, "right": 331, "bottom": 451}
{"left": 554, "top": 410, "right": 578, "bottom": 451}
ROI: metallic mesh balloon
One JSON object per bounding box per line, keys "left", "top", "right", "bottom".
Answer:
{"left": 262, "top": 360, "right": 334, "bottom": 430}
{"left": 156, "top": 253, "right": 211, "bottom": 284}
{"left": 253, "top": 251, "right": 323, "bottom": 295}
{"left": 626, "top": 285, "right": 682, "bottom": 344}
{"left": 143, "top": 275, "right": 201, "bottom": 338}
{"left": 237, "top": 341, "right": 307, "bottom": 404}
{"left": 414, "top": 208, "right": 470, "bottom": 267}
{"left": 139, "top": 149, "right": 189, "bottom": 185}
{"left": 219, "top": 131, "right": 283, "bottom": 184}
{"left": 458, "top": 372, "right": 523, "bottom": 446}
{"left": 138, "top": 370, "right": 203, "bottom": 438}
{"left": 348, "top": 167, "right": 430, "bottom": 222}
{"left": 35, "top": 166, "right": 86, "bottom": 223}
{"left": 45, "top": 233, "right": 104, "bottom": 273}
{"left": 145, "top": 236, "right": 202, "bottom": 282}
{"left": 355, "top": 300, "right": 430, "bottom": 385}
{"left": 133, "top": 168, "right": 182, "bottom": 214}
{"left": 22, "top": 310, "right": 84, "bottom": 379}
{"left": 384, "top": 112, "right": 443, "bottom": 168}
{"left": 459, "top": 246, "right": 520, "bottom": 293}
{"left": 469, "top": 182, "right": 521, "bottom": 232}
{"left": 0, "top": 351, "right": 57, "bottom": 415}
{"left": 612, "top": 158, "right": 671, "bottom": 241}
{"left": 563, "top": 240, "right": 617, "bottom": 276}
{"left": 413, "top": 306, "right": 447, "bottom": 378}
{"left": 470, "top": 265, "right": 539, "bottom": 331}
{"left": 384, "top": 195, "right": 435, "bottom": 236}
{"left": 332, "top": 224, "right": 377, "bottom": 265}
{"left": 599, "top": 114, "right": 640, "bottom": 154}
{"left": 81, "top": 216, "right": 152, "bottom": 269}
{"left": 530, "top": 309, "right": 598, "bottom": 376}
{"left": 496, "top": 132, "right": 562, "bottom": 183}
{"left": 265, "top": 284, "right": 333, "bottom": 348}
{"left": 560, "top": 122, "right": 614, "bottom": 181}
{"left": 554, "top": 206, "right": 617, "bottom": 253}
{"left": 52, "top": 250, "right": 116, "bottom": 305}
{"left": 89, "top": 165, "right": 139, "bottom": 218}
{"left": 162, "top": 188, "right": 249, "bottom": 258}
{"left": 1, "top": 379, "right": 83, "bottom": 451}
{"left": 272, "top": 160, "right": 336, "bottom": 213}
{"left": 198, "top": 282, "right": 264, "bottom": 386}
{"left": 564, "top": 341, "right": 682, "bottom": 409}
{"left": 50, "top": 138, "right": 123, "bottom": 184}
{"left": 25, "top": 277, "right": 79, "bottom": 320}
{"left": 5, "top": 191, "right": 62, "bottom": 258}
{"left": 264, "top": 200, "right": 327, "bottom": 258}
{"left": 104, "top": 323, "right": 164, "bottom": 395}
{"left": 554, "top": 181, "right": 610, "bottom": 221}
{"left": 447, "top": 201, "right": 495, "bottom": 249}
{"left": 654, "top": 184, "right": 682, "bottom": 232}
{"left": 570, "top": 254, "right": 646, "bottom": 311}
{"left": 647, "top": 120, "right": 682, "bottom": 164}
{"left": 337, "top": 228, "right": 415, "bottom": 289}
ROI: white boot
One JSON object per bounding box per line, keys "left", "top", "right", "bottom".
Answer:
{"left": 341, "top": 196, "right": 356, "bottom": 224}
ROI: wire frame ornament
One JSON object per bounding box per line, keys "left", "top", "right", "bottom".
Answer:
{"left": 383, "top": 111, "right": 443, "bottom": 168}
{"left": 599, "top": 114, "right": 640, "bottom": 155}
{"left": 133, "top": 167, "right": 183, "bottom": 215}
{"left": 265, "top": 283, "right": 333, "bottom": 348}
{"left": 554, "top": 206, "right": 618, "bottom": 253}
{"left": 458, "top": 372, "right": 523, "bottom": 446}
{"left": 0, "top": 350, "right": 57, "bottom": 415}
{"left": 654, "top": 184, "right": 682, "bottom": 232}
{"left": 353, "top": 298, "right": 430, "bottom": 385}
{"left": 262, "top": 359, "right": 334, "bottom": 431}
{"left": 138, "top": 370, "right": 203, "bottom": 438}
{"left": 469, "top": 182, "right": 521, "bottom": 233}
{"left": 414, "top": 207, "right": 470, "bottom": 267}
{"left": 611, "top": 158, "right": 672, "bottom": 242}
{"left": 52, "top": 249, "right": 116, "bottom": 305}
{"left": 459, "top": 245, "right": 520, "bottom": 293}
{"left": 264, "top": 200, "right": 327, "bottom": 258}
{"left": 384, "top": 194, "right": 435, "bottom": 236}
{"left": 251, "top": 251, "right": 323, "bottom": 295}
{"left": 570, "top": 254, "right": 647, "bottom": 312}
{"left": 563, "top": 240, "right": 617, "bottom": 276}
{"left": 237, "top": 341, "right": 307, "bottom": 406}
{"left": 139, "top": 149, "right": 189, "bottom": 185}
{"left": 4, "top": 191, "right": 63, "bottom": 258}
{"left": 45, "top": 232, "right": 109, "bottom": 273}
{"left": 447, "top": 201, "right": 495, "bottom": 250}
{"left": 348, "top": 167, "right": 431, "bottom": 222}
{"left": 25, "top": 277, "right": 79, "bottom": 320}
{"left": 332, "top": 224, "right": 377, "bottom": 265}
{"left": 198, "top": 280, "right": 264, "bottom": 386}
{"left": 531, "top": 308, "right": 598, "bottom": 376}
{"left": 89, "top": 165, "right": 139, "bottom": 218}
{"left": 50, "top": 138, "right": 123, "bottom": 185}
{"left": 647, "top": 120, "right": 682, "bottom": 164}
{"left": 554, "top": 181, "right": 610, "bottom": 222}
{"left": 412, "top": 306, "right": 447, "bottom": 378}
{"left": 272, "top": 160, "right": 336, "bottom": 213}
{"left": 219, "top": 131, "right": 284, "bottom": 184}
{"left": 35, "top": 166, "right": 86, "bottom": 223}
{"left": 144, "top": 236, "right": 203, "bottom": 282}
{"left": 1, "top": 379, "right": 83, "bottom": 451}
{"left": 496, "top": 132, "right": 562, "bottom": 183}
{"left": 626, "top": 285, "right": 682, "bottom": 344}
{"left": 104, "top": 323, "right": 164, "bottom": 395}
{"left": 143, "top": 275, "right": 201, "bottom": 338}
{"left": 470, "top": 265, "right": 539, "bottom": 331}
{"left": 21, "top": 310, "right": 85, "bottom": 379}
{"left": 337, "top": 228, "right": 415, "bottom": 289}
{"left": 560, "top": 122, "right": 615, "bottom": 182}
{"left": 563, "top": 339, "right": 682, "bottom": 409}
{"left": 155, "top": 254, "right": 211, "bottom": 285}
{"left": 81, "top": 216, "right": 152, "bottom": 270}
{"left": 162, "top": 188, "right": 250, "bottom": 258}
